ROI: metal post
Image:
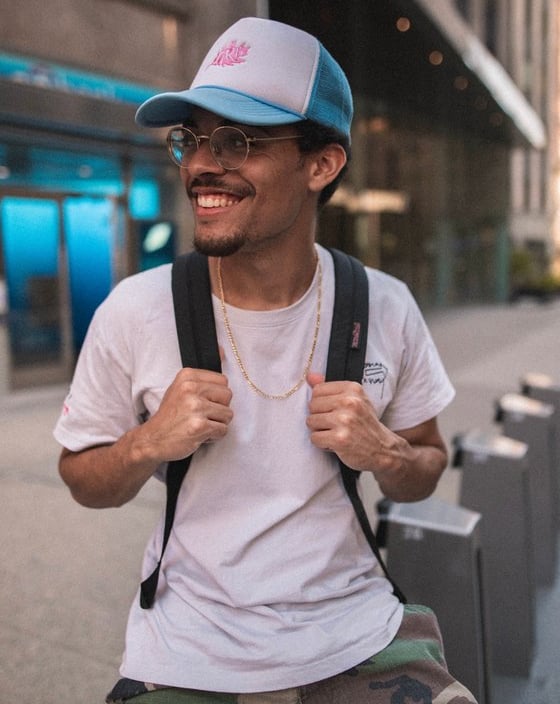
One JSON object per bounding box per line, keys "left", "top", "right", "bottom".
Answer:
{"left": 521, "top": 372, "right": 560, "bottom": 508}
{"left": 495, "top": 392, "right": 557, "bottom": 585}
{"left": 455, "top": 429, "right": 535, "bottom": 676}
{"left": 379, "top": 497, "right": 491, "bottom": 704}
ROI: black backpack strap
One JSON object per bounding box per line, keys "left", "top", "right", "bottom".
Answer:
{"left": 326, "top": 248, "right": 407, "bottom": 604}
{"left": 140, "top": 251, "right": 219, "bottom": 609}
{"left": 172, "top": 251, "right": 221, "bottom": 373}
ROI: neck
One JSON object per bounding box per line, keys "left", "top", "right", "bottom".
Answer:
{"left": 210, "top": 244, "right": 319, "bottom": 310}
{"left": 216, "top": 249, "right": 323, "bottom": 400}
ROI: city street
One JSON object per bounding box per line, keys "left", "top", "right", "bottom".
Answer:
{"left": 1, "top": 297, "right": 560, "bottom": 703}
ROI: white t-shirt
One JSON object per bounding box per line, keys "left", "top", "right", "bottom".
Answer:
{"left": 54, "top": 245, "right": 454, "bottom": 692}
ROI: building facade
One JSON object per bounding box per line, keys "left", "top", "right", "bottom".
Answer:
{"left": 0, "top": 0, "right": 553, "bottom": 394}
{"left": 0, "top": 0, "right": 263, "bottom": 391}
{"left": 453, "top": 0, "right": 560, "bottom": 287}
{"left": 269, "top": 0, "right": 551, "bottom": 305}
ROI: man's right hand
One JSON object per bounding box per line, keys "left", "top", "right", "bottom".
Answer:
{"left": 140, "top": 367, "right": 234, "bottom": 464}
{"left": 58, "top": 368, "right": 233, "bottom": 509}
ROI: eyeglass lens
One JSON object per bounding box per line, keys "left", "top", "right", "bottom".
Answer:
{"left": 167, "top": 126, "right": 250, "bottom": 170}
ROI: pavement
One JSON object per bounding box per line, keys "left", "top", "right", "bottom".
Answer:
{"left": 1, "top": 297, "right": 560, "bottom": 703}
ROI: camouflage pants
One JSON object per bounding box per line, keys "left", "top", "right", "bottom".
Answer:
{"left": 106, "top": 605, "right": 477, "bottom": 704}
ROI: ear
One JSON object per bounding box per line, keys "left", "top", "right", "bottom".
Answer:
{"left": 306, "top": 143, "right": 347, "bottom": 195}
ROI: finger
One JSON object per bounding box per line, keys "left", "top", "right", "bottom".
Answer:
{"left": 171, "top": 368, "right": 231, "bottom": 400}
{"left": 308, "top": 428, "right": 335, "bottom": 452}
{"left": 203, "top": 416, "right": 233, "bottom": 442}
{"left": 306, "top": 405, "right": 338, "bottom": 431}
{"left": 202, "top": 382, "right": 233, "bottom": 406}
{"left": 308, "top": 383, "right": 352, "bottom": 414}
{"left": 307, "top": 371, "right": 326, "bottom": 387}
{"left": 309, "top": 379, "right": 358, "bottom": 398}
{"left": 179, "top": 401, "right": 233, "bottom": 446}
{"left": 206, "top": 397, "right": 234, "bottom": 423}
{"left": 178, "top": 367, "right": 229, "bottom": 385}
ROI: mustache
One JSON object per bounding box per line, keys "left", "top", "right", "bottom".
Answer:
{"left": 188, "top": 175, "right": 254, "bottom": 199}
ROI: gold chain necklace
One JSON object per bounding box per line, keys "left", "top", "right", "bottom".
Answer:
{"left": 217, "top": 256, "right": 322, "bottom": 400}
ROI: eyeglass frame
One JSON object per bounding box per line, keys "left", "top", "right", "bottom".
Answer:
{"left": 166, "top": 125, "right": 302, "bottom": 171}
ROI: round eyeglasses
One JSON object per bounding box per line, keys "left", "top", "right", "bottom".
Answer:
{"left": 166, "top": 125, "right": 301, "bottom": 171}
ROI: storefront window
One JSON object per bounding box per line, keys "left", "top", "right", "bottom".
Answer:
{"left": 0, "top": 140, "right": 174, "bottom": 388}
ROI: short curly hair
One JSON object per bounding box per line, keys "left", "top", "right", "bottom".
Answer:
{"left": 294, "top": 120, "right": 351, "bottom": 206}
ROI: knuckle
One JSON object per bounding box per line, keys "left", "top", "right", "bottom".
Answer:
{"left": 188, "top": 415, "right": 208, "bottom": 437}
{"left": 342, "top": 394, "right": 362, "bottom": 412}
{"left": 334, "top": 426, "right": 353, "bottom": 447}
{"left": 337, "top": 410, "right": 355, "bottom": 427}
{"left": 176, "top": 378, "right": 198, "bottom": 397}
{"left": 183, "top": 394, "right": 204, "bottom": 413}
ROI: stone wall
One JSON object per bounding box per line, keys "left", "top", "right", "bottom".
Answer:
{"left": 0, "top": 0, "right": 260, "bottom": 88}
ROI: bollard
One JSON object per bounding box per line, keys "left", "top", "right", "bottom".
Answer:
{"left": 455, "top": 429, "right": 534, "bottom": 676}
{"left": 495, "top": 392, "right": 557, "bottom": 586}
{"left": 521, "top": 372, "right": 560, "bottom": 507}
{"left": 378, "top": 496, "right": 491, "bottom": 704}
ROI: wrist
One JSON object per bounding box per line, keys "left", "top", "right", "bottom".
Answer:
{"left": 366, "top": 431, "right": 408, "bottom": 474}
{"left": 124, "top": 423, "right": 166, "bottom": 470}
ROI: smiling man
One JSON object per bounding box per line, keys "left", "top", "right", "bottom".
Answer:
{"left": 54, "top": 16, "right": 476, "bottom": 704}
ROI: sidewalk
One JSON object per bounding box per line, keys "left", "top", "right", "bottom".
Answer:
{"left": 0, "top": 384, "right": 165, "bottom": 703}
{"left": 1, "top": 298, "right": 559, "bottom": 703}
{"left": 427, "top": 300, "right": 560, "bottom": 704}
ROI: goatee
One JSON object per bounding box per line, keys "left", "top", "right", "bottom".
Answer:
{"left": 193, "top": 233, "right": 245, "bottom": 258}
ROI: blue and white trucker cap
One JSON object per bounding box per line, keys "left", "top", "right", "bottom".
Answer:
{"left": 135, "top": 17, "right": 353, "bottom": 140}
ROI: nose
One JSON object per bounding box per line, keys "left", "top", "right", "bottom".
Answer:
{"left": 185, "top": 137, "right": 226, "bottom": 177}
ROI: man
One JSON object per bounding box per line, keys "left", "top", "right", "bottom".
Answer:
{"left": 55, "top": 16, "right": 476, "bottom": 704}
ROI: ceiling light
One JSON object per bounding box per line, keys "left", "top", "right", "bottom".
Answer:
{"left": 396, "top": 17, "right": 411, "bottom": 32}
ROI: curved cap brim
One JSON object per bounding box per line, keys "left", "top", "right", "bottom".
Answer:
{"left": 135, "top": 86, "right": 305, "bottom": 128}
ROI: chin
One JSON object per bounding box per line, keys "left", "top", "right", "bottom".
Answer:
{"left": 193, "top": 234, "right": 245, "bottom": 258}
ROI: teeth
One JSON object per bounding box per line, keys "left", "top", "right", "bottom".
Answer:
{"left": 198, "top": 194, "right": 238, "bottom": 208}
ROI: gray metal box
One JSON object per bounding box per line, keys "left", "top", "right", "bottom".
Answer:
{"left": 380, "top": 497, "right": 490, "bottom": 704}
{"left": 522, "top": 372, "right": 560, "bottom": 507}
{"left": 495, "top": 392, "right": 557, "bottom": 585}
{"left": 456, "top": 429, "right": 534, "bottom": 676}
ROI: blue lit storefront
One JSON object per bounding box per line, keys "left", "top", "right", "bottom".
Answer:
{"left": 0, "top": 53, "right": 181, "bottom": 391}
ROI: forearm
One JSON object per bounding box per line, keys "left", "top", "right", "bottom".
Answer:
{"left": 58, "top": 424, "right": 165, "bottom": 509}
{"left": 368, "top": 430, "right": 448, "bottom": 503}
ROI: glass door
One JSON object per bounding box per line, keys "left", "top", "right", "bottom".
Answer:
{"left": 64, "top": 196, "right": 116, "bottom": 352}
{"left": 0, "top": 191, "right": 118, "bottom": 389}
{"left": 1, "top": 194, "right": 70, "bottom": 388}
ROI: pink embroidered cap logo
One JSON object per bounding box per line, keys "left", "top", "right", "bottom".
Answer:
{"left": 210, "top": 40, "right": 250, "bottom": 67}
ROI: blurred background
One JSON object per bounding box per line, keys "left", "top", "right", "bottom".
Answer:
{"left": 0, "top": 0, "right": 558, "bottom": 395}
{"left": 2, "top": 2, "right": 560, "bottom": 703}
